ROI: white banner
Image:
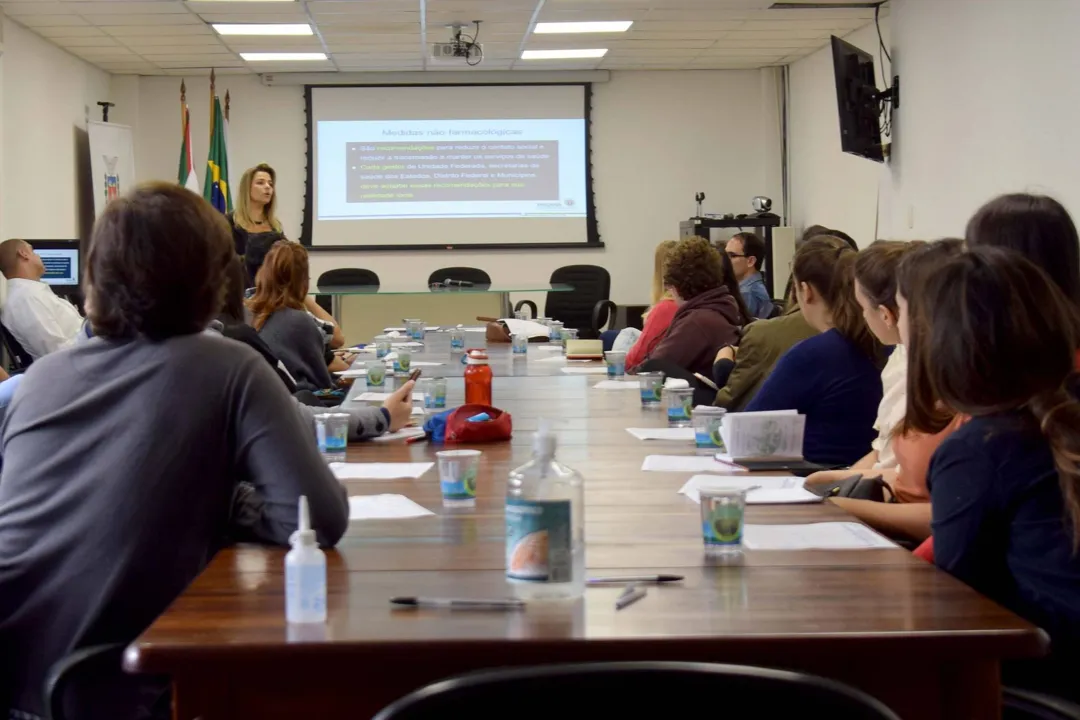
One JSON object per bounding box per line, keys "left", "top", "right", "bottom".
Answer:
{"left": 87, "top": 121, "right": 135, "bottom": 218}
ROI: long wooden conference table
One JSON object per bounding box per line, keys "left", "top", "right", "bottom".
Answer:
{"left": 126, "top": 332, "right": 1045, "bottom": 719}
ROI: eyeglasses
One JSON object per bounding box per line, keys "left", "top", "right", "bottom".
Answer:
{"left": 726, "top": 251, "right": 747, "bottom": 259}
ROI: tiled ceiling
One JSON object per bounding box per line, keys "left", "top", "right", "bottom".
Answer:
{"left": 0, "top": 0, "right": 880, "bottom": 76}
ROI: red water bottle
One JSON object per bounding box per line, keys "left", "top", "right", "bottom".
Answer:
{"left": 464, "top": 350, "right": 493, "bottom": 406}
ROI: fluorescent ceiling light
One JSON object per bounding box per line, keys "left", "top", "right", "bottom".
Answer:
{"left": 214, "top": 24, "right": 313, "bottom": 36}
{"left": 521, "top": 49, "right": 608, "bottom": 60}
{"left": 533, "top": 21, "right": 633, "bottom": 34}
{"left": 241, "top": 52, "right": 328, "bottom": 61}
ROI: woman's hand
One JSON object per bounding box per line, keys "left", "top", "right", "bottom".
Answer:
{"left": 382, "top": 380, "right": 416, "bottom": 432}
{"left": 715, "top": 346, "right": 737, "bottom": 363}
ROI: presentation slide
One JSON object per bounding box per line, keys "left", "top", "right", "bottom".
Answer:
{"left": 308, "top": 85, "right": 596, "bottom": 248}
{"left": 38, "top": 249, "right": 79, "bottom": 285}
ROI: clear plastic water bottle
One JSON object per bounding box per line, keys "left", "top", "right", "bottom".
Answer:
{"left": 506, "top": 420, "right": 585, "bottom": 600}
{"left": 285, "top": 496, "right": 327, "bottom": 623}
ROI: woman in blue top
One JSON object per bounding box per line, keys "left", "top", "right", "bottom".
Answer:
{"left": 910, "top": 245, "right": 1080, "bottom": 702}
{"left": 744, "top": 235, "right": 884, "bottom": 465}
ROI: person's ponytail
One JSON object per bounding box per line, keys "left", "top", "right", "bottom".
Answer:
{"left": 1029, "top": 381, "right": 1080, "bottom": 550}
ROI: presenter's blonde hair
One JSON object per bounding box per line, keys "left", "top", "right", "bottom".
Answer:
{"left": 234, "top": 163, "right": 282, "bottom": 233}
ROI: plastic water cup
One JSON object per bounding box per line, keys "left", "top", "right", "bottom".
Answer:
{"left": 638, "top": 371, "right": 664, "bottom": 408}
{"left": 394, "top": 349, "right": 412, "bottom": 373}
{"left": 437, "top": 449, "right": 481, "bottom": 508}
{"left": 549, "top": 320, "right": 564, "bottom": 342}
{"left": 699, "top": 488, "right": 746, "bottom": 556}
{"left": 449, "top": 328, "right": 465, "bottom": 352}
{"left": 314, "top": 413, "right": 349, "bottom": 463}
{"left": 406, "top": 319, "right": 425, "bottom": 342}
{"left": 561, "top": 327, "right": 579, "bottom": 349}
{"left": 374, "top": 335, "right": 392, "bottom": 359}
{"left": 666, "top": 387, "right": 694, "bottom": 428}
{"left": 434, "top": 377, "right": 447, "bottom": 408}
{"left": 366, "top": 361, "right": 386, "bottom": 388}
{"left": 693, "top": 407, "right": 727, "bottom": 453}
{"left": 604, "top": 351, "right": 627, "bottom": 378}
{"left": 512, "top": 333, "right": 528, "bottom": 355}
{"left": 514, "top": 309, "right": 529, "bottom": 321}
{"left": 418, "top": 378, "right": 435, "bottom": 409}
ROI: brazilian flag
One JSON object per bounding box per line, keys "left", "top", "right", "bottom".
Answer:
{"left": 203, "top": 95, "right": 232, "bottom": 214}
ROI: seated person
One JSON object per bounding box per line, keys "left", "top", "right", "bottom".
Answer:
{"left": 0, "top": 183, "right": 349, "bottom": 719}
{"left": 743, "top": 236, "right": 885, "bottom": 466}
{"left": 247, "top": 241, "right": 339, "bottom": 392}
{"left": 617, "top": 240, "right": 678, "bottom": 364}
{"left": 725, "top": 231, "right": 773, "bottom": 319}
{"left": 0, "top": 238, "right": 85, "bottom": 359}
{"left": 914, "top": 245, "right": 1080, "bottom": 702}
{"left": 630, "top": 237, "right": 745, "bottom": 379}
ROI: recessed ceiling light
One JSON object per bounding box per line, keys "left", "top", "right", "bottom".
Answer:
{"left": 214, "top": 24, "right": 313, "bottom": 36}
{"left": 521, "top": 49, "right": 608, "bottom": 60}
{"left": 241, "top": 52, "right": 328, "bottom": 61}
{"left": 533, "top": 21, "right": 633, "bottom": 34}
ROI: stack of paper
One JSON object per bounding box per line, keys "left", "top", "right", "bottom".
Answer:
{"left": 743, "top": 523, "right": 896, "bottom": 550}
{"left": 677, "top": 475, "right": 822, "bottom": 504}
{"left": 372, "top": 427, "right": 427, "bottom": 443}
{"left": 721, "top": 410, "right": 806, "bottom": 462}
{"left": 640, "top": 455, "right": 747, "bottom": 473}
{"left": 560, "top": 366, "right": 608, "bottom": 375}
{"left": 593, "top": 380, "right": 640, "bottom": 390}
{"left": 502, "top": 318, "right": 550, "bottom": 338}
{"left": 330, "top": 462, "right": 434, "bottom": 480}
{"left": 348, "top": 495, "right": 435, "bottom": 520}
{"left": 626, "top": 427, "right": 695, "bottom": 441}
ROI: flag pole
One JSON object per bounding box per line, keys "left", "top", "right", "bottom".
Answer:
{"left": 180, "top": 79, "right": 187, "bottom": 128}
{"left": 225, "top": 89, "right": 231, "bottom": 122}
{"left": 209, "top": 68, "right": 216, "bottom": 139}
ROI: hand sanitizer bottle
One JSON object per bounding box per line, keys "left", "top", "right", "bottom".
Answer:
{"left": 285, "top": 496, "right": 327, "bottom": 623}
{"left": 506, "top": 420, "right": 585, "bottom": 600}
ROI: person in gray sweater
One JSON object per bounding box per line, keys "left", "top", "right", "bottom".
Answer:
{"left": 0, "top": 183, "right": 350, "bottom": 720}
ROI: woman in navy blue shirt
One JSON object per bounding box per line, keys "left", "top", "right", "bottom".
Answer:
{"left": 744, "top": 235, "right": 884, "bottom": 465}
{"left": 912, "top": 245, "right": 1080, "bottom": 700}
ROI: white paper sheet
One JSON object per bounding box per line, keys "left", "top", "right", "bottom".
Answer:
{"left": 678, "top": 475, "right": 822, "bottom": 504}
{"left": 593, "top": 380, "right": 640, "bottom": 390}
{"left": 560, "top": 366, "right": 608, "bottom": 375}
{"left": 502, "top": 318, "right": 550, "bottom": 338}
{"left": 405, "top": 361, "right": 445, "bottom": 367}
{"left": 348, "top": 494, "right": 435, "bottom": 520}
{"left": 372, "top": 427, "right": 427, "bottom": 442}
{"left": 743, "top": 523, "right": 896, "bottom": 550}
{"left": 534, "top": 355, "right": 567, "bottom": 364}
{"left": 626, "top": 427, "right": 695, "bottom": 441}
{"left": 641, "top": 455, "right": 747, "bottom": 473}
{"left": 330, "top": 462, "right": 434, "bottom": 480}
{"left": 335, "top": 369, "right": 368, "bottom": 378}
{"left": 354, "top": 391, "right": 425, "bottom": 402}
{"left": 353, "top": 342, "right": 423, "bottom": 353}
{"left": 411, "top": 407, "right": 427, "bottom": 416}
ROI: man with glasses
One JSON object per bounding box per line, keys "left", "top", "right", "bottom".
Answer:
{"left": 725, "top": 231, "right": 773, "bottom": 320}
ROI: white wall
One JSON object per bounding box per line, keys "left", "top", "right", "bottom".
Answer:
{"left": 787, "top": 19, "right": 890, "bottom": 246}
{"left": 2, "top": 18, "right": 111, "bottom": 241}
{"left": 888, "top": 0, "right": 1080, "bottom": 239}
{"left": 129, "top": 70, "right": 782, "bottom": 305}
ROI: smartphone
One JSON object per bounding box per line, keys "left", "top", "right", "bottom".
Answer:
{"left": 408, "top": 369, "right": 423, "bottom": 383}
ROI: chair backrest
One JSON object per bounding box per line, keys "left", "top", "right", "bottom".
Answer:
{"left": 46, "top": 643, "right": 139, "bottom": 720}
{"left": 0, "top": 323, "right": 33, "bottom": 371}
{"left": 546, "top": 265, "right": 611, "bottom": 330}
{"left": 316, "top": 268, "right": 380, "bottom": 288}
{"left": 427, "top": 267, "right": 491, "bottom": 287}
{"left": 374, "top": 662, "right": 901, "bottom": 720}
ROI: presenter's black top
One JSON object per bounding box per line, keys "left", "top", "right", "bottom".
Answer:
{"left": 228, "top": 213, "right": 284, "bottom": 285}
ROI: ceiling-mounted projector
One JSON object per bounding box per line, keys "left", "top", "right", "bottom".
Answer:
{"left": 431, "top": 21, "right": 483, "bottom": 66}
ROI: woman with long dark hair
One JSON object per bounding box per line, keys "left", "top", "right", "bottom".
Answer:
{"left": 910, "top": 245, "right": 1080, "bottom": 700}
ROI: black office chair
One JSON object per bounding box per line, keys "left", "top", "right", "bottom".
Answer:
{"left": 45, "top": 642, "right": 168, "bottom": 720}
{"left": 514, "top": 265, "right": 616, "bottom": 340}
{"left": 314, "top": 268, "right": 380, "bottom": 315}
{"left": 374, "top": 662, "right": 900, "bottom": 720}
{"left": 0, "top": 323, "right": 33, "bottom": 372}
{"left": 427, "top": 267, "right": 491, "bottom": 288}
{"left": 1005, "top": 687, "right": 1080, "bottom": 719}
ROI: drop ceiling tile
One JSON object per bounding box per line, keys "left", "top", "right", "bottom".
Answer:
{"left": 324, "top": 37, "right": 422, "bottom": 50}
{"left": 120, "top": 34, "right": 227, "bottom": 46}
{"left": 66, "top": 1, "right": 191, "bottom": 14}
{"left": 195, "top": 11, "right": 311, "bottom": 23}
{"left": 760, "top": 8, "right": 875, "bottom": 21}
{"left": 607, "top": 38, "right": 715, "bottom": 50}
{"left": 55, "top": 35, "right": 125, "bottom": 46}
{"left": 715, "top": 37, "right": 824, "bottom": 48}
{"left": 536, "top": 8, "right": 650, "bottom": 21}
{"left": 700, "top": 46, "right": 799, "bottom": 57}
{"left": 163, "top": 67, "right": 251, "bottom": 76}
{"left": 137, "top": 52, "right": 240, "bottom": 62}
{"left": 631, "top": 21, "right": 745, "bottom": 33}
{"left": 604, "top": 48, "right": 704, "bottom": 58}
{"left": 1, "top": 2, "right": 69, "bottom": 15}
{"left": 154, "top": 59, "right": 248, "bottom": 68}
{"left": 12, "top": 14, "right": 89, "bottom": 27}
{"left": 219, "top": 37, "right": 325, "bottom": 49}
{"left": 318, "top": 22, "right": 421, "bottom": 34}
{"left": 80, "top": 13, "right": 205, "bottom": 26}
{"left": 726, "top": 28, "right": 834, "bottom": 39}
{"left": 118, "top": 43, "right": 227, "bottom": 54}
{"left": 33, "top": 25, "right": 108, "bottom": 37}
{"left": 310, "top": 9, "right": 420, "bottom": 23}
{"left": 100, "top": 24, "right": 216, "bottom": 36}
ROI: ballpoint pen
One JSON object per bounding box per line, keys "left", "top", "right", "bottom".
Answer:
{"left": 586, "top": 574, "right": 684, "bottom": 586}
{"left": 390, "top": 596, "right": 525, "bottom": 611}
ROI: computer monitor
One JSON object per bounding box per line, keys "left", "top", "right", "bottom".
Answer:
{"left": 26, "top": 240, "right": 80, "bottom": 288}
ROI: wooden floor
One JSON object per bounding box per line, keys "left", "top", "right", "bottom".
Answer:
{"left": 126, "top": 335, "right": 1046, "bottom": 719}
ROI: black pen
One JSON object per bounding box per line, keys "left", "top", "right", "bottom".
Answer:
{"left": 587, "top": 574, "right": 684, "bottom": 586}
{"left": 390, "top": 596, "right": 525, "bottom": 611}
